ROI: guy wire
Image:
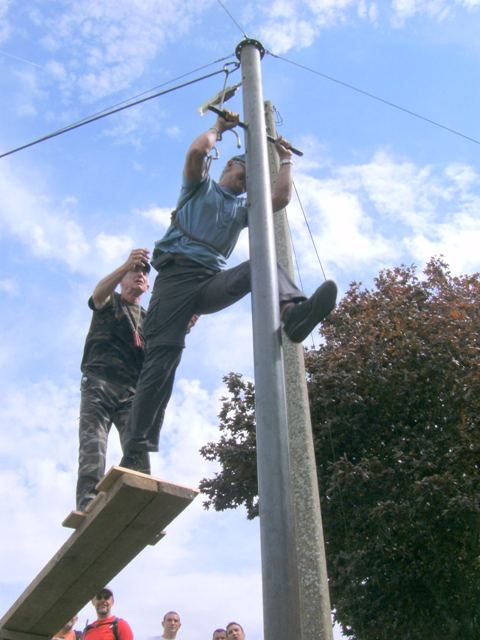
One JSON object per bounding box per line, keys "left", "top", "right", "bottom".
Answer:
{"left": 268, "top": 50, "right": 480, "bottom": 146}
{"left": 292, "top": 179, "right": 327, "bottom": 281}
{"left": 215, "top": 0, "right": 249, "bottom": 38}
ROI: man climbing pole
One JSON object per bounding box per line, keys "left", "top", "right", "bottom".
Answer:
{"left": 120, "top": 111, "right": 337, "bottom": 471}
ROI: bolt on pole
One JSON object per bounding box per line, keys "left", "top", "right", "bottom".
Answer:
{"left": 235, "top": 39, "right": 301, "bottom": 640}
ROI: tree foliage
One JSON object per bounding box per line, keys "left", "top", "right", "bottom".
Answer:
{"left": 199, "top": 258, "right": 480, "bottom": 639}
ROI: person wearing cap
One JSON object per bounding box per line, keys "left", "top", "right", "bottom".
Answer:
{"left": 83, "top": 588, "right": 133, "bottom": 640}
{"left": 119, "top": 112, "right": 337, "bottom": 471}
{"left": 75, "top": 248, "right": 150, "bottom": 512}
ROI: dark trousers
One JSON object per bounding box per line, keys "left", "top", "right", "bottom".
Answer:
{"left": 126, "top": 257, "right": 305, "bottom": 453}
{"left": 76, "top": 374, "right": 135, "bottom": 510}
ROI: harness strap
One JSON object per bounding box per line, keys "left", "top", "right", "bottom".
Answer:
{"left": 170, "top": 214, "right": 225, "bottom": 256}
{"left": 83, "top": 617, "right": 120, "bottom": 640}
{"left": 168, "top": 180, "right": 226, "bottom": 258}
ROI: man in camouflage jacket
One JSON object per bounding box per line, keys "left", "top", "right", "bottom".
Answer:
{"left": 76, "top": 248, "right": 150, "bottom": 512}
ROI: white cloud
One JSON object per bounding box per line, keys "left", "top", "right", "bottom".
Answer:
{"left": 285, "top": 149, "right": 480, "bottom": 282}
{"left": 0, "top": 379, "right": 79, "bottom": 582}
{"left": 0, "top": 164, "right": 91, "bottom": 269}
{"left": 247, "top": 0, "right": 480, "bottom": 53}
{"left": 101, "top": 102, "right": 166, "bottom": 148}
{"left": 166, "top": 125, "right": 181, "bottom": 139}
{"left": 32, "top": 0, "right": 212, "bottom": 103}
{"left": 0, "top": 277, "right": 18, "bottom": 294}
{"left": 0, "top": 162, "right": 151, "bottom": 276}
{"left": 391, "top": 0, "right": 480, "bottom": 26}
{"left": 0, "top": 0, "right": 11, "bottom": 43}
{"left": 137, "top": 205, "right": 173, "bottom": 228}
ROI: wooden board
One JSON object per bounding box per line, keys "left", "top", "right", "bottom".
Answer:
{"left": 0, "top": 467, "right": 198, "bottom": 640}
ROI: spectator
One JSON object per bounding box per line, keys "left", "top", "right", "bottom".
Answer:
{"left": 83, "top": 587, "right": 133, "bottom": 640}
{"left": 161, "top": 611, "right": 181, "bottom": 639}
{"left": 76, "top": 249, "right": 150, "bottom": 511}
{"left": 226, "top": 623, "right": 245, "bottom": 640}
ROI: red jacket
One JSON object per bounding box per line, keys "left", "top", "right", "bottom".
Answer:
{"left": 83, "top": 616, "right": 133, "bottom": 640}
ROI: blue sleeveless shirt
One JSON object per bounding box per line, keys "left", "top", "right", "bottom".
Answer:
{"left": 154, "top": 175, "right": 248, "bottom": 271}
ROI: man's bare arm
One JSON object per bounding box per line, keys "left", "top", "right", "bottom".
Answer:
{"left": 92, "top": 248, "right": 150, "bottom": 309}
{"left": 184, "top": 112, "right": 240, "bottom": 184}
{"left": 272, "top": 138, "right": 294, "bottom": 212}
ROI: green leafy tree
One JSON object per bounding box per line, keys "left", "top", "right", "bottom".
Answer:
{"left": 200, "top": 258, "right": 480, "bottom": 639}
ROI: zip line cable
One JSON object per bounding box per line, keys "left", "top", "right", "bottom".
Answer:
{"left": 268, "top": 50, "right": 480, "bottom": 147}
{"left": 215, "top": 0, "right": 249, "bottom": 38}
{"left": 0, "top": 62, "right": 238, "bottom": 159}
{"left": 57, "top": 55, "right": 237, "bottom": 133}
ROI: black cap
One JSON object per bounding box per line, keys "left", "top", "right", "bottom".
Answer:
{"left": 95, "top": 587, "right": 113, "bottom": 598}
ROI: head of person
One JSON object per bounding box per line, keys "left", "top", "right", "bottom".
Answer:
{"left": 120, "top": 263, "right": 150, "bottom": 299}
{"left": 92, "top": 587, "right": 114, "bottom": 620}
{"left": 162, "top": 611, "right": 181, "bottom": 638}
{"left": 226, "top": 622, "right": 245, "bottom": 640}
{"left": 219, "top": 155, "right": 246, "bottom": 195}
{"left": 212, "top": 630, "right": 227, "bottom": 640}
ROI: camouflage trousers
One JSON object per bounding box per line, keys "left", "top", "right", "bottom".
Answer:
{"left": 76, "top": 373, "right": 136, "bottom": 512}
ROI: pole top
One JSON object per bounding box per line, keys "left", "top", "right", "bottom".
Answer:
{"left": 235, "top": 38, "right": 265, "bottom": 60}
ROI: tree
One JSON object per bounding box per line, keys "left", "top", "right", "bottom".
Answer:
{"left": 200, "top": 258, "right": 480, "bottom": 639}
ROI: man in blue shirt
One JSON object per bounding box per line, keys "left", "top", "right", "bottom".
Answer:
{"left": 120, "top": 113, "right": 337, "bottom": 471}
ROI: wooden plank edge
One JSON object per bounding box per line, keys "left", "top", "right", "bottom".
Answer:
{"left": 97, "top": 466, "right": 198, "bottom": 498}
{"left": 0, "top": 629, "right": 48, "bottom": 640}
{"left": 61, "top": 511, "right": 86, "bottom": 530}
{"left": 148, "top": 530, "right": 166, "bottom": 546}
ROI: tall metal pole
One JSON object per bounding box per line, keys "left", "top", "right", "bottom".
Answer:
{"left": 235, "top": 39, "right": 301, "bottom": 640}
{"left": 265, "top": 102, "right": 334, "bottom": 640}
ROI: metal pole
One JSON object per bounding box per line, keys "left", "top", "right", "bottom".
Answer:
{"left": 236, "top": 39, "right": 301, "bottom": 640}
{"left": 265, "top": 101, "right": 333, "bottom": 640}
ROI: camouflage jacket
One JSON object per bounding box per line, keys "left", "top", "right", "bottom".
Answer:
{"left": 80, "top": 292, "right": 146, "bottom": 387}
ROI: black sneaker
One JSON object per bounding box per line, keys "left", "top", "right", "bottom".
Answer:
{"left": 119, "top": 450, "right": 151, "bottom": 474}
{"left": 283, "top": 280, "right": 337, "bottom": 343}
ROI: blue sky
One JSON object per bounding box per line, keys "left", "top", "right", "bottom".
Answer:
{"left": 1, "top": 1, "right": 480, "bottom": 639}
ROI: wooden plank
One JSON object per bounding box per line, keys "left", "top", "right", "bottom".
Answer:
{"left": 62, "top": 511, "right": 86, "bottom": 530}
{"left": 5, "top": 474, "right": 155, "bottom": 631}
{"left": 0, "top": 467, "right": 197, "bottom": 640}
{"left": 0, "top": 630, "right": 48, "bottom": 640}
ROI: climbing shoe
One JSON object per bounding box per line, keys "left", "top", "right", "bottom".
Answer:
{"left": 282, "top": 280, "right": 337, "bottom": 343}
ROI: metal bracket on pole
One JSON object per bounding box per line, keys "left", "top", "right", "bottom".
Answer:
{"left": 235, "top": 38, "right": 265, "bottom": 61}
